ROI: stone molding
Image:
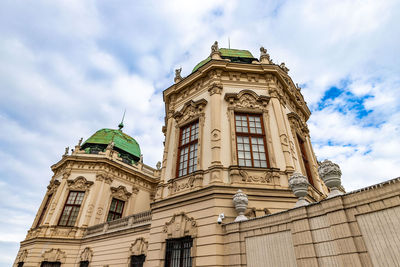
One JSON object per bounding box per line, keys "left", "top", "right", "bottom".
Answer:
{"left": 163, "top": 212, "right": 197, "bottom": 238}
{"left": 224, "top": 90, "right": 270, "bottom": 111}
{"left": 67, "top": 176, "right": 94, "bottom": 191}
{"left": 173, "top": 99, "right": 207, "bottom": 125}
{"left": 110, "top": 185, "right": 132, "bottom": 201}
{"left": 40, "top": 248, "right": 66, "bottom": 264}
{"left": 80, "top": 247, "right": 93, "bottom": 262}
{"left": 130, "top": 237, "right": 148, "bottom": 256}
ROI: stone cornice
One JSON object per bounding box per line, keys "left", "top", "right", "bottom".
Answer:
{"left": 51, "top": 156, "right": 159, "bottom": 190}
{"left": 163, "top": 60, "right": 310, "bottom": 120}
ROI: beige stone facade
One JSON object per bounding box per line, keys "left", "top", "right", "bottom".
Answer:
{"left": 13, "top": 43, "right": 396, "bottom": 267}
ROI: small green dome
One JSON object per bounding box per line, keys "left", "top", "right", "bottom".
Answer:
{"left": 192, "top": 48, "right": 257, "bottom": 73}
{"left": 82, "top": 128, "right": 141, "bottom": 160}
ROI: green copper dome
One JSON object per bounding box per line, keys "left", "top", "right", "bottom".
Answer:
{"left": 192, "top": 48, "right": 257, "bottom": 73}
{"left": 82, "top": 128, "right": 141, "bottom": 160}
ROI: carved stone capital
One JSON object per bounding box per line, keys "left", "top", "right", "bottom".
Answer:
{"left": 67, "top": 176, "right": 94, "bottom": 191}
{"left": 288, "top": 172, "right": 309, "bottom": 207}
{"left": 318, "top": 160, "right": 343, "bottom": 198}
{"left": 233, "top": 189, "right": 248, "bottom": 222}
{"left": 110, "top": 185, "right": 132, "bottom": 201}
{"left": 208, "top": 82, "right": 223, "bottom": 95}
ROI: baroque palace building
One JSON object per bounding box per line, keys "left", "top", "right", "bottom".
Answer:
{"left": 14, "top": 42, "right": 400, "bottom": 267}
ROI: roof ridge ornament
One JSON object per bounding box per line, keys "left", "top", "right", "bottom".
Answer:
{"left": 260, "top": 46, "right": 272, "bottom": 64}
{"left": 174, "top": 67, "right": 182, "bottom": 83}
{"left": 210, "top": 41, "right": 222, "bottom": 60}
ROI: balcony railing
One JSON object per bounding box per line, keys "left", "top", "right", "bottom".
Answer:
{"left": 85, "top": 210, "right": 152, "bottom": 237}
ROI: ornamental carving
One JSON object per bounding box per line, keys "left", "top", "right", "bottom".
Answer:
{"left": 163, "top": 212, "right": 197, "bottom": 238}
{"left": 110, "top": 185, "right": 132, "bottom": 201}
{"left": 17, "top": 249, "right": 28, "bottom": 263}
{"left": 47, "top": 179, "right": 60, "bottom": 194}
{"left": 130, "top": 237, "right": 148, "bottom": 256}
{"left": 168, "top": 174, "right": 203, "bottom": 194}
{"left": 67, "top": 176, "right": 94, "bottom": 191}
{"left": 208, "top": 81, "right": 223, "bottom": 95}
{"left": 173, "top": 99, "right": 207, "bottom": 124}
{"left": 225, "top": 90, "right": 270, "bottom": 111}
{"left": 288, "top": 112, "right": 309, "bottom": 135}
{"left": 80, "top": 247, "right": 93, "bottom": 262}
{"left": 41, "top": 248, "right": 66, "bottom": 263}
{"left": 239, "top": 170, "right": 276, "bottom": 184}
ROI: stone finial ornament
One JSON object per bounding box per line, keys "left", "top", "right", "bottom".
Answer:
{"left": 288, "top": 173, "right": 309, "bottom": 207}
{"left": 174, "top": 68, "right": 182, "bottom": 83}
{"left": 211, "top": 41, "right": 219, "bottom": 52}
{"left": 64, "top": 147, "right": 69, "bottom": 156}
{"left": 156, "top": 161, "right": 161, "bottom": 170}
{"left": 260, "top": 46, "right": 271, "bottom": 64}
{"left": 279, "top": 62, "right": 289, "bottom": 73}
{"left": 233, "top": 189, "right": 249, "bottom": 222}
{"left": 210, "top": 41, "right": 222, "bottom": 59}
{"left": 318, "top": 160, "right": 343, "bottom": 198}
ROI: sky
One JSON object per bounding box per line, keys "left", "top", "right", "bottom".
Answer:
{"left": 0, "top": 0, "right": 399, "bottom": 265}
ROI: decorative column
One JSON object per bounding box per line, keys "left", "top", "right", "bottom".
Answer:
{"left": 288, "top": 173, "right": 309, "bottom": 207}
{"left": 233, "top": 190, "right": 248, "bottom": 222}
{"left": 269, "top": 87, "right": 295, "bottom": 172}
{"left": 208, "top": 82, "right": 223, "bottom": 166}
{"left": 318, "top": 160, "right": 343, "bottom": 198}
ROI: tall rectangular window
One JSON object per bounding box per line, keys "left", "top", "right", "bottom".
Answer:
{"left": 165, "top": 237, "right": 193, "bottom": 267}
{"left": 297, "top": 135, "right": 314, "bottom": 187}
{"left": 58, "top": 191, "right": 85, "bottom": 226}
{"left": 107, "top": 198, "right": 125, "bottom": 221}
{"left": 131, "top": 255, "right": 146, "bottom": 267}
{"left": 177, "top": 121, "right": 199, "bottom": 177}
{"left": 235, "top": 113, "right": 268, "bottom": 168}
{"left": 36, "top": 193, "right": 53, "bottom": 227}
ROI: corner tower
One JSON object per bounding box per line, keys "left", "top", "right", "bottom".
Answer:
{"left": 146, "top": 42, "right": 328, "bottom": 266}
{"left": 15, "top": 126, "right": 159, "bottom": 266}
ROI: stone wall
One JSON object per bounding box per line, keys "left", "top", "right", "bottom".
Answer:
{"left": 223, "top": 178, "right": 400, "bottom": 267}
